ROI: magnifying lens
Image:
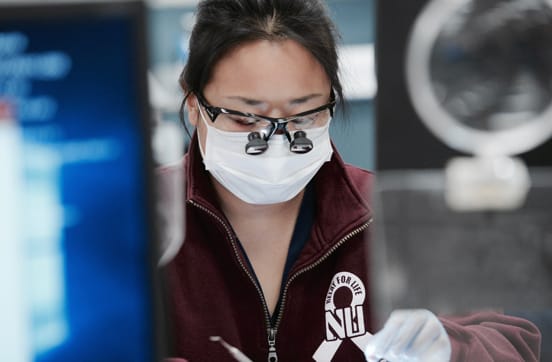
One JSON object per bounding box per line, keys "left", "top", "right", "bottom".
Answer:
{"left": 406, "top": 0, "right": 552, "bottom": 211}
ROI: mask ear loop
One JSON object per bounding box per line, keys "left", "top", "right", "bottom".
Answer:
{"left": 195, "top": 98, "right": 212, "bottom": 158}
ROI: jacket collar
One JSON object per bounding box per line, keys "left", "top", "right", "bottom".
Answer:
{"left": 294, "top": 142, "right": 374, "bottom": 269}
{"left": 185, "top": 132, "right": 224, "bottom": 216}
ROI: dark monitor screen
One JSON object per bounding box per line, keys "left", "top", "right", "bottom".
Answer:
{"left": 0, "top": 1, "right": 160, "bottom": 361}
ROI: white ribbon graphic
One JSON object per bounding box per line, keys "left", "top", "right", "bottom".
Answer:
{"left": 313, "top": 272, "right": 373, "bottom": 362}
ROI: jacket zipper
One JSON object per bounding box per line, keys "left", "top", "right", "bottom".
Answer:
{"left": 273, "top": 218, "right": 374, "bottom": 332}
{"left": 190, "top": 199, "right": 373, "bottom": 362}
{"left": 267, "top": 327, "right": 278, "bottom": 362}
{"left": 189, "top": 200, "right": 273, "bottom": 361}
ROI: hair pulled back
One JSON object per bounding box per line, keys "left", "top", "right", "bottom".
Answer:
{"left": 180, "top": 0, "right": 343, "bottom": 105}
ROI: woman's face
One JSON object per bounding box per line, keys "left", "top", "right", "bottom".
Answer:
{"left": 187, "top": 38, "right": 332, "bottom": 152}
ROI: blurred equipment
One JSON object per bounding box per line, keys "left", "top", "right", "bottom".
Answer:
{"left": 0, "top": 1, "right": 166, "bottom": 361}
{"left": 376, "top": 0, "right": 552, "bottom": 171}
{"left": 372, "top": 168, "right": 552, "bottom": 317}
{"left": 374, "top": 0, "right": 552, "bottom": 359}
{"left": 406, "top": 0, "right": 552, "bottom": 211}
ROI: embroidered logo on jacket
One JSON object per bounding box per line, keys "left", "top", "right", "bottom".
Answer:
{"left": 312, "top": 271, "right": 372, "bottom": 361}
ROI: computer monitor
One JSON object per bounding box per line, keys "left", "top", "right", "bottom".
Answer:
{"left": 0, "top": 1, "right": 164, "bottom": 361}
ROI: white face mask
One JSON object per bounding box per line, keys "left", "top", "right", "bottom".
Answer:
{"left": 197, "top": 103, "right": 333, "bottom": 205}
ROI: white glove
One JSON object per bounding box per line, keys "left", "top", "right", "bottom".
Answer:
{"left": 364, "top": 309, "right": 451, "bottom": 362}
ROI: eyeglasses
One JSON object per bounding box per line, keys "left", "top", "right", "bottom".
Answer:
{"left": 196, "top": 93, "right": 335, "bottom": 154}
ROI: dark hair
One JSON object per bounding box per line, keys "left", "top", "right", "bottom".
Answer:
{"left": 179, "top": 0, "right": 344, "bottom": 128}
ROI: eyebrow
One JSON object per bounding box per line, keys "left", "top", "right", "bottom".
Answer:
{"left": 226, "top": 93, "right": 325, "bottom": 106}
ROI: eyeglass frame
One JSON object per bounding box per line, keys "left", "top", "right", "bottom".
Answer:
{"left": 195, "top": 92, "right": 336, "bottom": 142}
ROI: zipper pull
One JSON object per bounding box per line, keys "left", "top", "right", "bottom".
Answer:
{"left": 267, "top": 328, "right": 278, "bottom": 362}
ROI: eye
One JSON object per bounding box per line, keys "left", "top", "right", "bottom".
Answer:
{"left": 291, "top": 116, "right": 316, "bottom": 127}
{"left": 227, "top": 115, "right": 257, "bottom": 126}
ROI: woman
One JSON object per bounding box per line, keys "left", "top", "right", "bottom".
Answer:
{"left": 159, "top": 0, "right": 541, "bottom": 360}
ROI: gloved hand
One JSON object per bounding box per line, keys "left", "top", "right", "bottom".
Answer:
{"left": 364, "top": 309, "right": 451, "bottom": 362}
